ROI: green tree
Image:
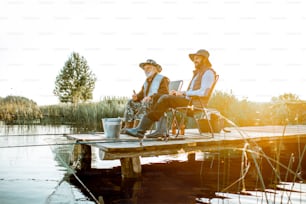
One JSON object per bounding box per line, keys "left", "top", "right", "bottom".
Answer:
{"left": 54, "top": 52, "right": 97, "bottom": 105}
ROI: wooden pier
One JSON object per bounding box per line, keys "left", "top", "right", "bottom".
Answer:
{"left": 66, "top": 125, "right": 306, "bottom": 178}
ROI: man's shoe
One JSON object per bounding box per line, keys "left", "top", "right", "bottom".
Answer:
{"left": 146, "top": 131, "right": 163, "bottom": 138}
{"left": 125, "top": 115, "right": 154, "bottom": 138}
{"left": 125, "top": 128, "right": 139, "bottom": 137}
{"left": 145, "top": 116, "right": 167, "bottom": 138}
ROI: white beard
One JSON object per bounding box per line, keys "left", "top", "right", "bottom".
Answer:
{"left": 145, "top": 71, "right": 155, "bottom": 78}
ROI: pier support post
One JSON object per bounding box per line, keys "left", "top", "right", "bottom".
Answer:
{"left": 187, "top": 152, "right": 196, "bottom": 162}
{"left": 71, "top": 144, "right": 92, "bottom": 172}
{"left": 120, "top": 157, "right": 142, "bottom": 178}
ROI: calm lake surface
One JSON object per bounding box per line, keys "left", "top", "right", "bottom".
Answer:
{"left": 0, "top": 125, "right": 305, "bottom": 204}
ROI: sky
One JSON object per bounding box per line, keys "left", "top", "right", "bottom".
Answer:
{"left": 0, "top": 0, "right": 306, "bottom": 105}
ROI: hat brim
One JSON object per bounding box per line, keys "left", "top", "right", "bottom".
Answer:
{"left": 189, "top": 53, "right": 209, "bottom": 61}
{"left": 189, "top": 54, "right": 212, "bottom": 67}
{"left": 139, "top": 63, "right": 162, "bottom": 72}
{"left": 189, "top": 54, "right": 196, "bottom": 61}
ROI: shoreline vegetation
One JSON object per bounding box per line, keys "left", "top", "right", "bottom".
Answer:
{"left": 1, "top": 91, "right": 306, "bottom": 132}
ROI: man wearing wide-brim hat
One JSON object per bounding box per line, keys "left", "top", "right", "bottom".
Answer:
{"left": 125, "top": 49, "right": 217, "bottom": 138}
{"left": 123, "top": 59, "right": 170, "bottom": 130}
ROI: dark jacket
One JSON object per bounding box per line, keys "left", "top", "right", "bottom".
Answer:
{"left": 187, "top": 66, "right": 217, "bottom": 107}
{"left": 136, "top": 73, "right": 170, "bottom": 104}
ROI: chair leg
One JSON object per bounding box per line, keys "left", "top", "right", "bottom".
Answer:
{"left": 171, "top": 108, "right": 191, "bottom": 138}
{"left": 176, "top": 117, "right": 184, "bottom": 137}
{"left": 174, "top": 111, "right": 186, "bottom": 138}
{"left": 180, "top": 124, "right": 186, "bottom": 135}
{"left": 170, "top": 109, "right": 181, "bottom": 138}
{"left": 171, "top": 120, "right": 177, "bottom": 135}
{"left": 170, "top": 107, "right": 214, "bottom": 138}
{"left": 202, "top": 108, "right": 214, "bottom": 138}
{"left": 169, "top": 109, "right": 176, "bottom": 135}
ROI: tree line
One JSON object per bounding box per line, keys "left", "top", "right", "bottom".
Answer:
{"left": 1, "top": 52, "right": 305, "bottom": 129}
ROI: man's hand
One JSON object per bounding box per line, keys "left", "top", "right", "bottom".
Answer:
{"left": 170, "top": 90, "right": 185, "bottom": 96}
{"left": 132, "top": 93, "right": 138, "bottom": 101}
{"left": 169, "top": 90, "right": 176, "bottom": 95}
{"left": 142, "top": 96, "right": 151, "bottom": 103}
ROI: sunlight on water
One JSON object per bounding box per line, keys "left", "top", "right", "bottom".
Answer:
{"left": 209, "top": 187, "right": 306, "bottom": 204}
{"left": 197, "top": 182, "right": 306, "bottom": 204}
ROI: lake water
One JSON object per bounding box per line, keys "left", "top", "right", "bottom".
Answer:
{"left": 0, "top": 125, "right": 305, "bottom": 204}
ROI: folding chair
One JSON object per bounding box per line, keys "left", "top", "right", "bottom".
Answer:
{"left": 170, "top": 74, "right": 219, "bottom": 138}
{"left": 169, "top": 80, "right": 183, "bottom": 93}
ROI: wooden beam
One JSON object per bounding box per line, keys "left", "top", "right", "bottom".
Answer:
{"left": 71, "top": 144, "right": 92, "bottom": 172}
{"left": 120, "top": 157, "right": 142, "bottom": 179}
{"left": 188, "top": 152, "right": 196, "bottom": 161}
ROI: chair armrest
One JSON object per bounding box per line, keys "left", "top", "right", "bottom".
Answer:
{"left": 189, "top": 95, "right": 209, "bottom": 101}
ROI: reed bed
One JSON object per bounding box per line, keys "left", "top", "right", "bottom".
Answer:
{"left": 40, "top": 96, "right": 128, "bottom": 132}
{"left": 2, "top": 92, "right": 306, "bottom": 128}
{"left": 199, "top": 114, "right": 306, "bottom": 204}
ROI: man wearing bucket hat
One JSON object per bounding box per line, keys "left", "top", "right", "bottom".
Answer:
{"left": 125, "top": 49, "right": 217, "bottom": 138}
{"left": 123, "top": 59, "right": 170, "bottom": 130}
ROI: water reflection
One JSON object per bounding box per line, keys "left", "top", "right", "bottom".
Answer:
{"left": 0, "top": 125, "right": 93, "bottom": 204}
{"left": 0, "top": 125, "right": 305, "bottom": 204}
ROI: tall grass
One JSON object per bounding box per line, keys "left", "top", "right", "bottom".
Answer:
{"left": 40, "top": 96, "right": 128, "bottom": 132}
{"left": 2, "top": 92, "right": 306, "bottom": 128}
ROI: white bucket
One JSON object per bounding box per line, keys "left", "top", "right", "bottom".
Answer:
{"left": 102, "top": 118, "right": 122, "bottom": 138}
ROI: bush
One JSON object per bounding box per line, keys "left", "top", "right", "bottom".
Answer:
{"left": 0, "top": 96, "right": 42, "bottom": 124}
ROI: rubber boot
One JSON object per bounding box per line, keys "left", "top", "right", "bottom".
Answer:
{"left": 125, "top": 115, "right": 154, "bottom": 138}
{"left": 124, "top": 121, "right": 140, "bottom": 136}
{"left": 120, "top": 121, "right": 134, "bottom": 133}
{"left": 146, "top": 116, "right": 167, "bottom": 138}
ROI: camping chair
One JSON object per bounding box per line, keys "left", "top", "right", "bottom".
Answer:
{"left": 170, "top": 74, "right": 219, "bottom": 138}
{"left": 169, "top": 80, "right": 183, "bottom": 93}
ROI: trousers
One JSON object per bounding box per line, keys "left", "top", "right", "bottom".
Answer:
{"left": 147, "top": 95, "right": 190, "bottom": 121}
{"left": 124, "top": 99, "right": 152, "bottom": 122}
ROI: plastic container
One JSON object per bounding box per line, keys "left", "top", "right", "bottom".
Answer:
{"left": 102, "top": 118, "right": 122, "bottom": 138}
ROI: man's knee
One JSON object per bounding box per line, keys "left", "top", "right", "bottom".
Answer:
{"left": 157, "top": 94, "right": 171, "bottom": 104}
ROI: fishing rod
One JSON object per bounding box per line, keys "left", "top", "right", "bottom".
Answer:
{"left": 0, "top": 134, "right": 181, "bottom": 149}
{"left": 0, "top": 138, "right": 144, "bottom": 149}
{"left": 0, "top": 132, "right": 102, "bottom": 137}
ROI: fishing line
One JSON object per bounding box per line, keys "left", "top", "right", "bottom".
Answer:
{"left": 50, "top": 145, "right": 101, "bottom": 204}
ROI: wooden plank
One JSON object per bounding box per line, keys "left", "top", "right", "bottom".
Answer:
{"left": 66, "top": 125, "right": 306, "bottom": 160}
{"left": 65, "top": 133, "right": 105, "bottom": 141}
{"left": 97, "top": 135, "right": 306, "bottom": 160}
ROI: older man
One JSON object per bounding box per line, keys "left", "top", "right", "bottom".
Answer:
{"left": 123, "top": 59, "right": 169, "bottom": 129}
{"left": 125, "top": 49, "right": 217, "bottom": 138}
